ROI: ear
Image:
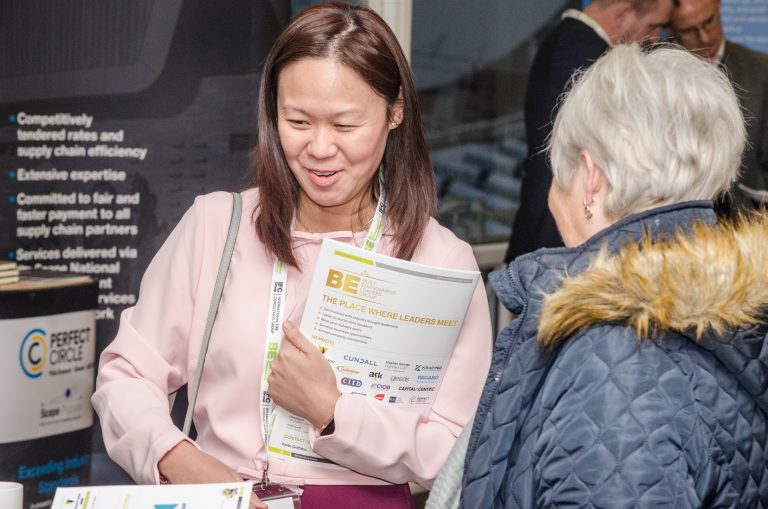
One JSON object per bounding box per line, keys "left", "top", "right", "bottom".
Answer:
{"left": 612, "top": 1, "right": 637, "bottom": 36}
{"left": 389, "top": 88, "right": 404, "bottom": 130}
{"left": 580, "top": 148, "right": 608, "bottom": 203}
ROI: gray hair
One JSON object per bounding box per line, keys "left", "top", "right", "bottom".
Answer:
{"left": 548, "top": 44, "right": 745, "bottom": 220}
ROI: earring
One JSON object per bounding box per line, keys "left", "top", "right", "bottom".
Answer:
{"left": 582, "top": 198, "right": 595, "bottom": 220}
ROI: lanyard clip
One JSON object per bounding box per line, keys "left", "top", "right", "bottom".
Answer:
{"left": 260, "top": 460, "right": 270, "bottom": 490}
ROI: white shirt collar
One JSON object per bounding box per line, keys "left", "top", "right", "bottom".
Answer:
{"left": 562, "top": 8, "right": 613, "bottom": 47}
{"left": 714, "top": 38, "right": 726, "bottom": 63}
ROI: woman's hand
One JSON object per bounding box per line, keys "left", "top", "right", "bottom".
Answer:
{"left": 268, "top": 321, "right": 341, "bottom": 429}
{"left": 158, "top": 441, "right": 267, "bottom": 509}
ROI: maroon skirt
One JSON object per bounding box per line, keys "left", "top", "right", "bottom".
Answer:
{"left": 299, "top": 484, "right": 413, "bottom": 509}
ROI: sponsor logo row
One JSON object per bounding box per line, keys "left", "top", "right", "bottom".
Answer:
{"left": 340, "top": 379, "right": 437, "bottom": 393}
{"left": 368, "top": 395, "right": 430, "bottom": 405}
{"left": 342, "top": 357, "right": 443, "bottom": 373}
{"left": 335, "top": 365, "right": 411, "bottom": 383}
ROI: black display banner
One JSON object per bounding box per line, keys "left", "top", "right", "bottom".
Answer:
{"left": 0, "top": 279, "right": 98, "bottom": 509}
{"left": 0, "top": 1, "right": 290, "bottom": 505}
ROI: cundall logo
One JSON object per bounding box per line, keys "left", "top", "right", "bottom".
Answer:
{"left": 343, "top": 354, "right": 378, "bottom": 367}
{"left": 20, "top": 328, "right": 47, "bottom": 378}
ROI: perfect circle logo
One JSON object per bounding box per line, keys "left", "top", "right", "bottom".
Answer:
{"left": 20, "top": 328, "right": 47, "bottom": 378}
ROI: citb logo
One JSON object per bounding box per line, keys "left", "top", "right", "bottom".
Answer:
{"left": 341, "top": 377, "right": 363, "bottom": 388}
{"left": 20, "top": 328, "right": 47, "bottom": 378}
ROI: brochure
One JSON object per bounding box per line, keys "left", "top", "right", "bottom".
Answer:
{"left": 268, "top": 238, "right": 480, "bottom": 467}
{"left": 51, "top": 482, "right": 252, "bottom": 509}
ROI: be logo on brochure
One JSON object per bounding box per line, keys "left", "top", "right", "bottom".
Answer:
{"left": 325, "top": 269, "right": 360, "bottom": 294}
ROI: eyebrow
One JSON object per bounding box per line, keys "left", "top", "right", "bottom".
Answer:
{"left": 279, "top": 105, "right": 363, "bottom": 117}
{"left": 677, "top": 13, "right": 717, "bottom": 31}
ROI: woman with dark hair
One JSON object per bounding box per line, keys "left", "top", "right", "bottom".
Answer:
{"left": 92, "top": 3, "right": 492, "bottom": 508}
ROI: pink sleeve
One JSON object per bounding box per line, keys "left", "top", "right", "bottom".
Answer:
{"left": 309, "top": 241, "right": 493, "bottom": 488}
{"left": 91, "top": 193, "right": 226, "bottom": 484}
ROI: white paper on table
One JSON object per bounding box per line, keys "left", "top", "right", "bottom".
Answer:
{"left": 50, "top": 482, "right": 252, "bottom": 508}
{"left": 263, "top": 497, "right": 296, "bottom": 509}
{"left": 268, "top": 238, "right": 480, "bottom": 468}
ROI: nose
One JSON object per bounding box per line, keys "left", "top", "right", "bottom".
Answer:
{"left": 699, "top": 27, "right": 712, "bottom": 44}
{"left": 307, "top": 126, "right": 337, "bottom": 160}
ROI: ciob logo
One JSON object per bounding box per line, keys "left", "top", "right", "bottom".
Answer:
{"left": 20, "top": 328, "right": 47, "bottom": 378}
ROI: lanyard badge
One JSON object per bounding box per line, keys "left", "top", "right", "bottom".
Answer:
{"left": 258, "top": 176, "right": 386, "bottom": 487}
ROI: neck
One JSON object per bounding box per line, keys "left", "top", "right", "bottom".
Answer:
{"left": 583, "top": 2, "right": 620, "bottom": 44}
{"left": 295, "top": 194, "right": 376, "bottom": 234}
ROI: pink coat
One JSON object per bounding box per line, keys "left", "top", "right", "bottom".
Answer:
{"left": 92, "top": 189, "right": 492, "bottom": 488}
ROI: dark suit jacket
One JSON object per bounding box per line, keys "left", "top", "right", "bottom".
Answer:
{"left": 721, "top": 41, "right": 768, "bottom": 212}
{"left": 505, "top": 17, "right": 609, "bottom": 262}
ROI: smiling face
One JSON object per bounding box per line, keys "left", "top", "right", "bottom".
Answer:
{"left": 276, "top": 57, "right": 399, "bottom": 232}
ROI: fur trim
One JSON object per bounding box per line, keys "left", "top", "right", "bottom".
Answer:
{"left": 538, "top": 213, "right": 768, "bottom": 349}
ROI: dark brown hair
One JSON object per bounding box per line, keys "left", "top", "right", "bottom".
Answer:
{"left": 250, "top": 1, "right": 436, "bottom": 268}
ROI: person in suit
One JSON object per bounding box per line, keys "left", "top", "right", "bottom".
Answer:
{"left": 669, "top": 0, "right": 768, "bottom": 213}
{"left": 504, "top": 0, "right": 674, "bottom": 262}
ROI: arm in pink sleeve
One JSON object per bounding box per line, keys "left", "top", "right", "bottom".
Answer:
{"left": 309, "top": 241, "right": 493, "bottom": 488}
{"left": 91, "top": 194, "right": 223, "bottom": 484}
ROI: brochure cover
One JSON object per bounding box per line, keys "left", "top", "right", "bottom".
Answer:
{"left": 268, "top": 238, "right": 480, "bottom": 467}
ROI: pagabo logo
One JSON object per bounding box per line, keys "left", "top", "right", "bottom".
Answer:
{"left": 20, "top": 328, "right": 47, "bottom": 378}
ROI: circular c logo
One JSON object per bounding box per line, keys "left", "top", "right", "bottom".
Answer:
{"left": 20, "top": 328, "right": 47, "bottom": 378}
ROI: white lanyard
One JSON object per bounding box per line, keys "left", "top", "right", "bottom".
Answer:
{"left": 258, "top": 177, "right": 386, "bottom": 486}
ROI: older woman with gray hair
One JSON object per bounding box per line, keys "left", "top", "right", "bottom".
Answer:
{"left": 428, "top": 43, "right": 768, "bottom": 508}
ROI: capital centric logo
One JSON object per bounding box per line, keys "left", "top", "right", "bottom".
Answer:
{"left": 20, "top": 328, "right": 47, "bottom": 378}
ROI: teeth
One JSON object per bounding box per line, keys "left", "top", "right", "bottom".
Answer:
{"left": 313, "top": 171, "right": 336, "bottom": 177}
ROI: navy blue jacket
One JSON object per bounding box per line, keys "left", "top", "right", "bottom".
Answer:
{"left": 464, "top": 202, "right": 768, "bottom": 508}
{"left": 505, "top": 17, "right": 609, "bottom": 262}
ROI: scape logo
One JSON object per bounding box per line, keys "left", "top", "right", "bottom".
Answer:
{"left": 20, "top": 328, "right": 47, "bottom": 378}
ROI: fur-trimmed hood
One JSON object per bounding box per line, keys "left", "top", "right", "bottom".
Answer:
{"left": 471, "top": 203, "right": 768, "bottom": 508}
{"left": 539, "top": 213, "right": 768, "bottom": 348}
